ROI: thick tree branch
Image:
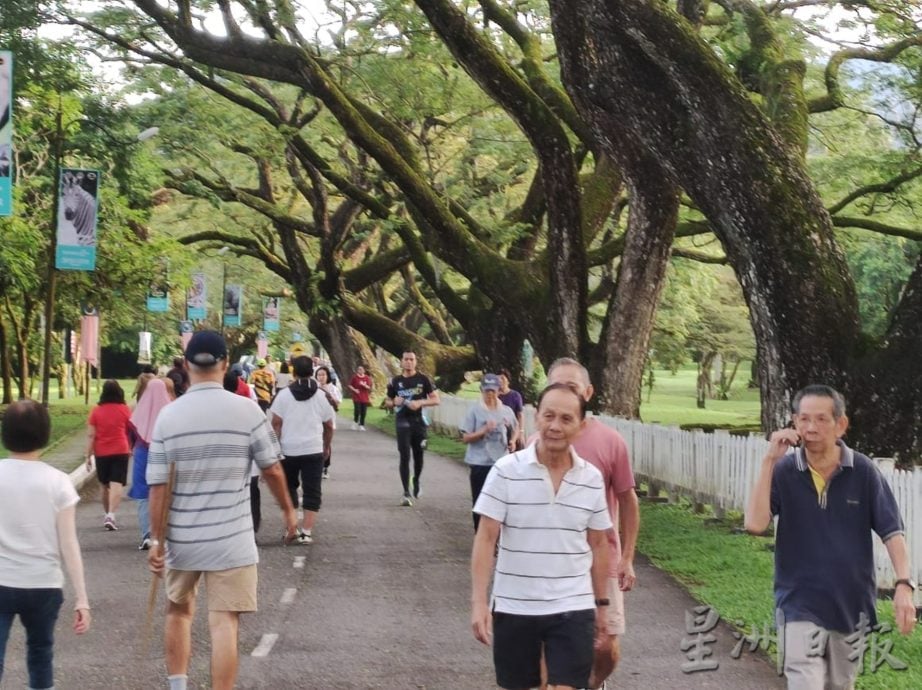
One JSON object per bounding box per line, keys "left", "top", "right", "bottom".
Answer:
{"left": 809, "top": 33, "right": 922, "bottom": 113}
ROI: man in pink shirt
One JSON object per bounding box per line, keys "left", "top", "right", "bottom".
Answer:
{"left": 547, "top": 358, "right": 639, "bottom": 690}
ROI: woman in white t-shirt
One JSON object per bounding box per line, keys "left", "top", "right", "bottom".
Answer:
{"left": 0, "top": 401, "right": 91, "bottom": 689}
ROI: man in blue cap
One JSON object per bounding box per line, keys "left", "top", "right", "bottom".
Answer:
{"left": 147, "top": 331, "right": 298, "bottom": 690}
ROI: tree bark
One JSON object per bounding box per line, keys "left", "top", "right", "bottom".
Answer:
{"left": 0, "top": 315, "right": 12, "bottom": 404}
{"left": 550, "top": 0, "right": 858, "bottom": 433}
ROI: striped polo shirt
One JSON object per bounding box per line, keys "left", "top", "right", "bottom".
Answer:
{"left": 474, "top": 445, "right": 612, "bottom": 616}
{"left": 147, "top": 382, "right": 282, "bottom": 571}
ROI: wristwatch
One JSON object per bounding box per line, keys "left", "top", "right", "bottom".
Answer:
{"left": 595, "top": 598, "right": 610, "bottom": 607}
{"left": 895, "top": 578, "right": 917, "bottom": 591}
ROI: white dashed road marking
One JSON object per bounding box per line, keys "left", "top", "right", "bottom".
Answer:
{"left": 251, "top": 633, "right": 279, "bottom": 657}
{"left": 280, "top": 588, "right": 297, "bottom": 604}
{"left": 293, "top": 556, "right": 306, "bottom": 569}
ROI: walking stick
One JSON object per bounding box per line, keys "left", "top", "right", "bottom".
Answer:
{"left": 141, "top": 462, "right": 176, "bottom": 657}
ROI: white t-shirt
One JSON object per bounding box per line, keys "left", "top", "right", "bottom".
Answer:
{"left": 473, "top": 445, "right": 612, "bottom": 616}
{"left": 319, "top": 382, "right": 343, "bottom": 429}
{"left": 0, "top": 458, "right": 80, "bottom": 589}
{"left": 269, "top": 386, "right": 335, "bottom": 456}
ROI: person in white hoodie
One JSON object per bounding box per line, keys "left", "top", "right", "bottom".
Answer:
{"left": 0, "top": 400, "right": 91, "bottom": 689}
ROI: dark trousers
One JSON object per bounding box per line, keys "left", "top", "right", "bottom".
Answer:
{"left": 0, "top": 585, "right": 63, "bottom": 689}
{"left": 469, "top": 464, "right": 493, "bottom": 531}
{"left": 353, "top": 402, "right": 369, "bottom": 425}
{"left": 396, "top": 423, "right": 427, "bottom": 495}
{"left": 250, "top": 478, "right": 261, "bottom": 532}
{"left": 282, "top": 453, "right": 325, "bottom": 512}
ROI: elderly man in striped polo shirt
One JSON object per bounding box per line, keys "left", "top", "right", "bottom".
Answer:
{"left": 471, "top": 383, "right": 611, "bottom": 690}
{"left": 147, "top": 331, "right": 298, "bottom": 690}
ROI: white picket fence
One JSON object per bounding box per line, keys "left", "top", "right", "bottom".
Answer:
{"left": 430, "top": 395, "right": 922, "bottom": 592}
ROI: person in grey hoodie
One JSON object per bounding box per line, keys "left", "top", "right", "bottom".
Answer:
{"left": 269, "top": 356, "right": 335, "bottom": 544}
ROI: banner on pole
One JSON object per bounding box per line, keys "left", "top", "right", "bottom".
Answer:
{"left": 187, "top": 273, "right": 207, "bottom": 320}
{"left": 138, "top": 331, "right": 152, "bottom": 364}
{"left": 80, "top": 306, "right": 99, "bottom": 367}
{"left": 257, "top": 330, "right": 268, "bottom": 359}
{"left": 179, "top": 320, "right": 194, "bottom": 350}
{"left": 223, "top": 284, "right": 242, "bottom": 327}
{"left": 262, "top": 297, "right": 280, "bottom": 332}
{"left": 0, "top": 51, "right": 12, "bottom": 216}
{"left": 56, "top": 169, "right": 100, "bottom": 271}
{"left": 146, "top": 259, "right": 170, "bottom": 312}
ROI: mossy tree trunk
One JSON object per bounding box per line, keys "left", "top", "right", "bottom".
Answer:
{"left": 550, "top": 0, "right": 922, "bottom": 458}
{"left": 104, "top": 0, "right": 660, "bottom": 396}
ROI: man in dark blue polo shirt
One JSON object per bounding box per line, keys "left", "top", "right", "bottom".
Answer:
{"left": 745, "top": 384, "right": 916, "bottom": 690}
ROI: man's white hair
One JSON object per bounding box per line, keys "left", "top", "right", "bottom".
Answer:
{"left": 547, "top": 357, "right": 591, "bottom": 387}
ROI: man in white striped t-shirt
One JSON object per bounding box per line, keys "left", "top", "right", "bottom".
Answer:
{"left": 472, "top": 383, "right": 611, "bottom": 690}
{"left": 147, "top": 331, "right": 298, "bottom": 690}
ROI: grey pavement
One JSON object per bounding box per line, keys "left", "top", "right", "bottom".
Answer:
{"left": 2, "top": 419, "right": 783, "bottom": 689}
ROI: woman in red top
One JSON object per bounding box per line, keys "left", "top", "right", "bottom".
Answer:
{"left": 348, "top": 365, "right": 373, "bottom": 431}
{"left": 84, "top": 380, "right": 132, "bottom": 531}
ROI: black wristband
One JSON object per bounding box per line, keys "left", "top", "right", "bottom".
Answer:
{"left": 595, "top": 598, "right": 610, "bottom": 606}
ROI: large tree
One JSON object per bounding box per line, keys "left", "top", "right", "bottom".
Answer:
{"left": 63, "top": 1, "right": 922, "bottom": 458}
{"left": 70, "top": 0, "right": 682, "bottom": 413}
{"left": 549, "top": 0, "right": 922, "bottom": 457}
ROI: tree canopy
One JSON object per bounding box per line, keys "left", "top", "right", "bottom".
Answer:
{"left": 22, "top": 0, "right": 922, "bottom": 458}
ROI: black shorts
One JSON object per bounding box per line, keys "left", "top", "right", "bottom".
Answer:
{"left": 96, "top": 454, "right": 129, "bottom": 485}
{"left": 493, "top": 609, "right": 595, "bottom": 689}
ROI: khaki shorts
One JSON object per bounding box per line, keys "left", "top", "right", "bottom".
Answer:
{"left": 165, "top": 564, "right": 258, "bottom": 612}
{"left": 604, "top": 577, "right": 626, "bottom": 636}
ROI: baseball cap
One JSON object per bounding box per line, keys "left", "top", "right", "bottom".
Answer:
{"left": 184, "top": 330, "right": 228, "bottom": 366}
{"left": 481, "top": 373, "right": 501, "bottom": 391}
{"left": 257, "top": 358, "right": 267, "bottom": 367}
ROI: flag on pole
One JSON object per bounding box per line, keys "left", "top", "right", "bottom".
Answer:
{"left": 180, "top": 320, "right": 194, "bottom": 350}
{"left": 0, "top": 51, "right": 13, "bottom": 216}
{"left": 80, "top": 308, "right": 99, "bottom": 366}
{"left": 147, "top": 259, "right": 170, "bottom": 312}
{"left": 187, "top": 273, "right": 207, "bottom": 320}
{"left": 56, "top": 169, "right": 100, "bottom": 271}
{"left": 263, "top": 297, "right": 280, "bottom": 332}
{"left": 223, "top": 284, "right": 243, "bottom": 327}
{"left": 138, "top": 332, "right": 152, "bottom": 364}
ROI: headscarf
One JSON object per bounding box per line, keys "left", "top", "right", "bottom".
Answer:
{"left": 130, "top": 378, "right": 173, "bottom": 445}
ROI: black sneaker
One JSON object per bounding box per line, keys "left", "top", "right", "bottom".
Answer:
{"left": 412, "top": 479, "right": 421, "bottom": 499}
{"left": 138, "top": 534, "right": 152, "bottom": 551}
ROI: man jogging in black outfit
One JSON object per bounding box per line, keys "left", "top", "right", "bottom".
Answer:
{"left": 385, "top": 352, "right": 440, "bottom": 506}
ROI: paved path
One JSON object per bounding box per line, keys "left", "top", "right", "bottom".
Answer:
{"left": 3, "top": 420, "right": 783, "bottom": 689}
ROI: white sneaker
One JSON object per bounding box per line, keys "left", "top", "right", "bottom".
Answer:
{"left": 400, "top": 494, "right": 413, "bottom": 507}
{"left": 351, "top": 422, "right": 358, "bottom": 430}
{"left": 297, "top": 529, "right": 313, "bottom": 545}
{"left": 359, "top": 425, "right": 366, "bottom": 431}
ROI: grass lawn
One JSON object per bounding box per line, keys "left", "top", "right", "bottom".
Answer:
{"left": 0, "top": 378, "right": 136, "bottom": 456}
{"left": 340, "top": 394, "right": 922, "bottom": 688}
{"left": 458, "top": 364, "right": 762, "bottom": 429}
{"left": 638, "top": 366, "right": 761, "bottom": 428}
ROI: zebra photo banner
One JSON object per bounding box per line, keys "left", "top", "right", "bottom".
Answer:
{"left": 187, "top": 272, "right": 207, "bottom": 320}
{"left": 263, "top": 297, "right": 280, "bottom": 332}
{"left": 55, "top": 168, "right": 100, "bottom": 271}
{"left": 0, "top": 51, "right": 12, "bottom": 216}
{"left": 223, "top": 284, "right": 243, "bottom": 327}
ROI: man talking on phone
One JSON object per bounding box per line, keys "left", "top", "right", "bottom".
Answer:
{"left": 745, "top": 384, "right": 915, "bottom": 690}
